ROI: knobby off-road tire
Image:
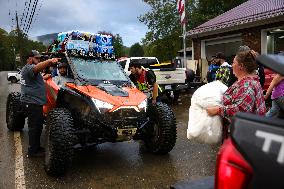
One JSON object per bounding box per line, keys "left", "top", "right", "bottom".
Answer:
{"left": 143, "top": 102, "right": 177, "bottom": 154}
{"left": 45, "top": 108, "right": 77, "bottom": 176}
{"left": 6, "top": 92, "right": 25, "bottom": 131}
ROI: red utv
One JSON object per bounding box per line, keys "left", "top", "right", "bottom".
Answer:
{"left": 6, "top": 50, "right": 177, "bottom": 175}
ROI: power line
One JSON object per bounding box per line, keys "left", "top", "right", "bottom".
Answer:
{"left": 24, "top": 0, "right": 38, "bottom": 34}
{"left": 29, "top": 0, "right": 43, "bottom": 32}
{"left": 7, "top": 0, "right": 43, "bottom": 36}
{"left": 20, "top": 1, "right": 29, "bottom": 27}
{"left": 25, "top": 0, "right": 39, "bottom": 34}
{"left": 22, "top": 0, "right": 33, "bottom": 33}
{"left": 8, "top": 0, "right": 15, "bottom": 31}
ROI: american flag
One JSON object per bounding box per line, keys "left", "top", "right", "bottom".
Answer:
{"left": 177, "top": 0, "right": 186, "bottom": 24}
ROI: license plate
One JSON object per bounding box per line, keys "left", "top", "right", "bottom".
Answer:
{"left": 165, "top": 85, "right": 172, "bottom": 90}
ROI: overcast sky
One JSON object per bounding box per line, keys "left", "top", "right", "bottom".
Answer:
{"left": 0, "top": 0, "right": 151, "bottom": 47}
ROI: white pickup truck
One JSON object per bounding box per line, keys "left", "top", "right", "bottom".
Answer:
{"left": 118, "top": 57, "right": 187, "bottom": 102}
{"left": 7, "top": 69, "right": 21, "bottom": 83}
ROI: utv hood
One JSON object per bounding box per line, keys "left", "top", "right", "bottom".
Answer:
{"left": 66, "top": 83, "right": 147, "bottom": 108}
{"left": 96, "top": 83, "right": 129, "bottom": 97}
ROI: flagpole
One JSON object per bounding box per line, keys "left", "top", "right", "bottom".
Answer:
{"left": 183, "top": 23, "right": 186, "bottom": 68}
{"left": 177, "top": 0, "right": 186, "bottom": 68}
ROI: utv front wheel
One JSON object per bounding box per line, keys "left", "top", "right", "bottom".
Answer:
{"left": 45, "top": 108, "right": 76, "bottom": 176}
{"left": 6, "top": 92, "right": 25, "bottom": 131}
{"left": 143, "top": 102, "right": 177, "bottom": 154}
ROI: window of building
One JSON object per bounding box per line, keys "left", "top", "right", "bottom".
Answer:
{"left": 267, "top": 28, "right": 284, "bottom": 54}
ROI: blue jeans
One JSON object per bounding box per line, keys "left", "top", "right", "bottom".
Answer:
{"left": 266, "top": 96, "right": 284, "bottom": 117}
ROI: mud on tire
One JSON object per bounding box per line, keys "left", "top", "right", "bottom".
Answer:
{"left": 143, "top": 102, "right": 177, "bottom": 154}
{"left": 45, "top": 108, "right": 77, "bottom": 176}
{"left": 6, "top": 92, "right": 25, "bottom": 131}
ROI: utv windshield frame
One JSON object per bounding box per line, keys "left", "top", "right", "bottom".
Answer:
{"left": 65, "top": 53, "right": 132, "bottom": 86}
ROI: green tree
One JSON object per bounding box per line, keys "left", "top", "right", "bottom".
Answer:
{"left": 189, "top": 0, "right": 247, "bottom": 28}
{"left": 113, "top": 34, "right": 124, "bottom": 58}
{"left": 139, "top": 0, "right": 186, "bottom": 61}
{"left": 129, "top": 43, "right": 144, "bottom": 57}
{"left": 0, "top": 29, "right": 16, "bottom": 70}
{"left": 0, "top": 28, "right": 46, "bottom": 71}
{"left": 123, "top": 46, "right": 130, "bottom": 57}
{"left": 139, "top": 0, "right": 247, "bottom": 61}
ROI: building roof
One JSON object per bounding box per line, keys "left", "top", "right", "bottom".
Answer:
{"left": 188, "top": 0, "right": 284, "bottom": 38}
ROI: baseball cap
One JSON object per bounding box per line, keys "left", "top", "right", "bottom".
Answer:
{"left": 28, "top": 50, "right": 42, "bottom": 58}
{"left": 58, "top": 62, "right": 67, "bottom": 68}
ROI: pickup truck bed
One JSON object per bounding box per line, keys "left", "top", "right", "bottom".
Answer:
{"left": 153, "top": 68, "right": 186, "bottom": 85}
{"left": 118, "top": 57, "right": 187, "bottom": 101}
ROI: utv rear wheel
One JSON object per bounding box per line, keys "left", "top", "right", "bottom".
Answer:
{"left": 143, "top": 102, "right": 177, "bottom": 154}
{"left": 6, "top": 92, "right": 25, "bottom": 131}
{"left": 45, "top": 108, "right": 76, "bottom": 176}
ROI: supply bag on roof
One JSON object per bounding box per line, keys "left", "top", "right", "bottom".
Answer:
{"left": 53, "top": 31, "right": 115, "bottom": 58}
{"left": 187, "top": 81, "right": 228, "bottom": 144}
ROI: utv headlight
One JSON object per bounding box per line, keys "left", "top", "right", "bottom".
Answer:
{"left": 138, "top": 99, "right": 147, "bottom": 112}
{"left": 92, "top": 98, "right": 114, "bottom": 113}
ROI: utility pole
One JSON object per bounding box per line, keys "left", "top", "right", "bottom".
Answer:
{"left": 15, "top": 11, "right": 23, "bottom": 65}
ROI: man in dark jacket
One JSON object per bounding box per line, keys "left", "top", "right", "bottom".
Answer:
{"left": 21, "top": 50, "right": 60, "bottom": 157}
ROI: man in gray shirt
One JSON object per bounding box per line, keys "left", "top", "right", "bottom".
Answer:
{"left": 21, "top": 50, "right": 59, "bottom": 157}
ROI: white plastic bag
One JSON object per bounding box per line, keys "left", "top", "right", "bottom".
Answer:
{"left": 187, "top": 81, "right": 228, "bottom": 144}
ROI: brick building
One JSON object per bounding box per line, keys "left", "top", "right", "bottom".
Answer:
{"left": 187, "top": 0, "right": 284, "bottom": 81}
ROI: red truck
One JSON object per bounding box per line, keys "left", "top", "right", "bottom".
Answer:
{"left": 263, "top": 68, "right": 276, "bottom": 92}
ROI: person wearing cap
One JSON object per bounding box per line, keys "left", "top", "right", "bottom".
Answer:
{"left": 129, "top": 61, "right": 159, "bottom": 105}
{"left": 21, "top": 50, "right": 60, "bottom": 157}
{"left": 52, "top": 62, "right": 73, "bottom": 87}
{"left": 215, "top": 52, "right": 230, "bottom": 67}
{"left": 215, "top": 52, "right": 237, "bottom": 87}
{"left": 207, "top": 56, "right": 220, "bottom": 82}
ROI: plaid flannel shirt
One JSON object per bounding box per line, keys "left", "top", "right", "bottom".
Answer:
{"left": 220, "top": 75, "right": 266, "bottom": 118}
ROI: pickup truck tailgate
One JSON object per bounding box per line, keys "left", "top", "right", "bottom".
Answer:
{"left": 232, "top": 113, "right": 284, "bottom": 188}
{"left": 154, "top": 68, "right": 186, "bottom": 85}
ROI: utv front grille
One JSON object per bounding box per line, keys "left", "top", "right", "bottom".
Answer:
{"left": 104, "top": 108, "right": 146, "bottom": 129}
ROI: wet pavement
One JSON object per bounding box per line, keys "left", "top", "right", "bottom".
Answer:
{"left": 0, "top": 71, "right": 218, "bottom": 189}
